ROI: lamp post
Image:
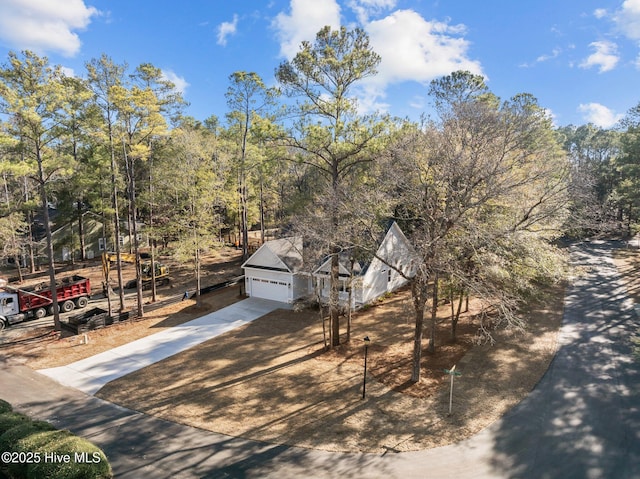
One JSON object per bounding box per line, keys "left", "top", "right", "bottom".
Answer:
{"left": 362, "top": 336, "right": 370, "bottom": 399}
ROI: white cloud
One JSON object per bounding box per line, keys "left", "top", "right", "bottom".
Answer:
{"left": 272, "top": 0, "right": 341, "bottom": 59}
{"left": 352, "top": 83, "right": 390, "bottom": 113}
{"left": 520, "top": 47, "right": 562, "bottom": 67}
{"left": 594, "top": 8, "right": 608, "bottom": 19}
{"left": 60, "top": 66, "right": 76, "bottom": 77}
{"left": 272, "top": 3, "right": 481, "bottom": 114}
{"left": 0, "top": 0, "right": 98, "bottom": 57}
{"left": 544, "top": 108, "right": 558, "bottom": 127}
{"left": 578, "top": 103, "right": 623, "bottom": 128}
{"left": 365, "top": 10, "right": 483, "bottom": 86}
{"left": 536, "top": 48, "right": 561, "bottom": 63}
{"left": 351, "top": 10, "right": 482, "bottom": 113}
{"left": 520, "top": 45, "right": 569, "bottom": 68}
{"left": 217, "top": 14, "right": 238, "bottom": 46}
{"left": 357, "top": 0, "right": 397, "bottom": 7}
{"left": 613, "top": 0, "right": 640, "bottom": 40}
{"left": 161, "top": 70, "right": 189, "bottom": 94}
{"left": 579, "top": 40, "right": 619, "bottom": 72}
{"left": 409, "top": 95, "right": 425, "bottom": 109}
{"left": 348, "top": 0, "right": 396, "bottom": 24}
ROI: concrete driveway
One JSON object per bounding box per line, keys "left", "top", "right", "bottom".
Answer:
{"left": 38, "top": 297, "right": 285, "bottom": 395}
{"left": 1, "top": 241, "right": 639, "bottom": 478}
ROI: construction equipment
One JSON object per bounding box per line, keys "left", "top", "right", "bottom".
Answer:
{"left": 125, "top": 261, "right": 170, "bottom": 289}
{"left": 106, "top": 253, "right": 170, "bottom": 289}
{"left": 0, "top": 275, "right": 91, "bottom": 330}
{"left": 104, "top": 252, "right": 170, "bottom": 289}
{"left": 105, "top": 252, "right": 147, "bottom": 263}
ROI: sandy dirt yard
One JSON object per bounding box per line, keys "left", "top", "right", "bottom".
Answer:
{"left": 2, "top": 247, "right": 567, "bottom": 454}
{"left": 94, "top": 284, "right": 564, "bottom": 453}
{"left": 1, "top": 286, "right": 244, "bottom": 369}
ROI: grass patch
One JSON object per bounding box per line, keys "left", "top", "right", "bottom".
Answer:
{"left": 0, "top": 401, "right": 112, "bottom": 479}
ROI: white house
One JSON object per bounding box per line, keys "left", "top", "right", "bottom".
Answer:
{"left": 242, "top": 222, "right": 415, "bottom": 308}
{"left": 313, "top": 222, "right": 414, "bottom": 308}
{"left": 241, "top": 236, "right": 310, "bottom": 304}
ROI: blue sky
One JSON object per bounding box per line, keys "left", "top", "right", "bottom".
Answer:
{"left": 0, "top": 0, "right": 639, "bottom": 128}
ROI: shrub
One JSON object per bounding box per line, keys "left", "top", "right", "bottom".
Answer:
{"left": 0, "top": 420, "right": 53, "bottom": 451}
{"left": 0, "top": 412, "right": 30, "bottom": 436}
{"left": 18, "top": 430, "right": 112, "bottom": 479}
{"left": 0, "top": 402, "right": 112, "bottom": 479}
{"left": 1, "top": 421, "right": 56, "bottom": 478}
{"left": 0, "top": 399, "right": 12, "bottom": 414}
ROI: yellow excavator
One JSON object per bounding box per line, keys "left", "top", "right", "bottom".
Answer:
{"left": 103, "top": 252, "right": 170, "bottom": 289}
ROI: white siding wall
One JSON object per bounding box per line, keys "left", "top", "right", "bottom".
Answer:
{"left": 362, "top": 258, "right": 388, "bottom": 304}
{"left": 362, "top": 224, "right": 412, "bottom": 304}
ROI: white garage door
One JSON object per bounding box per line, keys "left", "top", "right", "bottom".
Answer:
{"left": 250, "top": 277, "right": 290, "bottom": 303}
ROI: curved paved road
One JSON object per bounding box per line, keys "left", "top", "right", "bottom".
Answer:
{"left": 1, "top": 241, "right": 639, "bottom": 478}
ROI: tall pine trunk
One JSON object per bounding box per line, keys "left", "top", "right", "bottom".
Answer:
{"left": 410, "top": 279, "right": 428, "bottom": 383}
{"left": 26, "top": 213, "right": 36, "bottom": 274}
{"left": 330, "top": 249, "right": 340, "bottom": 347}
{"left": 148, "top": 158, "right": 157, "bottom": 302}
{"left": 123, "top": 141, "right": 143, "bottom": 318}
{"left": 77, "top": 200, "right": 85, "bottom": 261}
{"left": 329, "top": 164, "right": 341, "bottom": 348}
{"left": 241, "top": 178, "right": 249, "bottom": 260}
{"left": 313, "top": 277, "right": 328, "bottom": 349}
{"left": 346, "top": 257, "right": 355, "bottom": 342}
{"left": 109, "top": 127, "right": 126, "bottom": 312}
{"left": 36, "top": 148, "right": 60, "bottom": 330}
{"left": 259, "top": 174, "right": 265, "bottom": 245}
{"left": 130, "top": 163, "right": 144, "bottom": 318}
{"left": 195, "top": 228, "right": 202, "bottom": 307}
{"left": 428, "top": 272, "right": 439, "bottom": 353}
{"left": 451, "top": 289, "right": 465, "bottom": 342}
{"left": 12, "top": 253, "right": 23, "bottom": 283}
{"left": 239, "top": 107, "right": 250, "bottom": 262}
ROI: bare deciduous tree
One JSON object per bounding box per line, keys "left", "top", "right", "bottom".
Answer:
{"left": 352, "top": 72, "right": 569, "bottom": 382}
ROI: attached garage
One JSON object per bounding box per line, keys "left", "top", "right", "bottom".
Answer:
{"left": 248, "top": 277, "right": 290, "bottom": 303}
{"left": 242, "top": 237, "right": 308, "bottom": 304}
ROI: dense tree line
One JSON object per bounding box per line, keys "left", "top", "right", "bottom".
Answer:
{"left": 1, "top": 27, "right": 639, "bottom": 381}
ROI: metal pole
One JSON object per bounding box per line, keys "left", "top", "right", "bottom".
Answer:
{"left": 449, "top": 364, "right": 456, "bottom": 415}
{"left": 362, "top": 344, "right": 368, "bottom": 399}
{"left": 362, "top": 336, "right": 370, "bottom": 399}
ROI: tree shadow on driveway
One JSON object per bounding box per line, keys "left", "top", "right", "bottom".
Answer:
{"left": 490, "top": 241, "right": 640, "bottom": 479}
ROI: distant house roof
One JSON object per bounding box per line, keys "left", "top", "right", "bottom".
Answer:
{"left": 241, "top": 237, "right": 304, "bottom": 273}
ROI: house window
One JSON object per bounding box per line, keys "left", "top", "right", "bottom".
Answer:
{"left": 98, "top": 238, "right": 106, "bottom": 251}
